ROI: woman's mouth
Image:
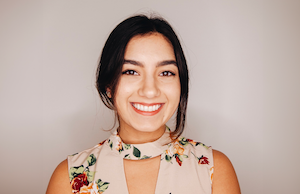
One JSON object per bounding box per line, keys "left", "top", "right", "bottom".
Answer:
{"left": 131, "top": 102, "right": 164, "bottom": 115}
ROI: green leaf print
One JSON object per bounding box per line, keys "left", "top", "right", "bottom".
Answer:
{"left": 165, "top": 155, "right": 172, "bottom": 162}
{"left": 194, "top": 142, "right": 209, "bottom": 149}
{"left": 124, "top": 143, "right": 131, "bottom": 150}
{"left": 133, "top": 146, "right": 141, "bottom": 158}
{"left": 99, "top": 182, "right": 109, "bottom": 192}
{"left": 69, "top": 165, "right": 84, "bottom": 181}
{"left": 109, "top": 142, "right": 113, "bottom": 149}
{"left": 87, "top": 154, "right": 96, "bottom": 166}
{"left": 201, "top": 143, "right": 209, "bottom": 149}
{"left": 86, "top": 170, "right": 96, "bottom": 182}
{"left": 96, "top": 179, "right": 101, "bottom": 185}
{"left": 140, "top": 155, "right": 151, "bottom": 160}
{"left": 178, "top": 155, "right": 184, "bottom": 161}
{"left": 179, "top": 138, "right": 188, "bottom": 146}
{"left": 96, "top": 179, "right": 110, "bottom": 193}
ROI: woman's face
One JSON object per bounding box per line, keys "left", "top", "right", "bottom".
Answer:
{"left": 115, "top": 33, "right": 181, "bottom": 136}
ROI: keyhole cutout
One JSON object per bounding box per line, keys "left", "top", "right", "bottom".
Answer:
{"left": 123, "top": 155, "right": 161, "bottom": 194}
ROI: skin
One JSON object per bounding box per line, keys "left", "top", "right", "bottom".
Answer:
{"left": 46, "top": 159, "right": 73, "bottom": 194}
{"left": 212, "top": 150, "right": 241, "bottom": 194}
{"left": 46, "top": 33, "right": 241, "bottom": 194}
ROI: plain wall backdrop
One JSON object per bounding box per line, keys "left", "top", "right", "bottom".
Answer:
{"left": 0, "top": 0, "right": 299, "bottom": 193}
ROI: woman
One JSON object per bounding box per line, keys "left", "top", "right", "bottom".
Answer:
{"left": 46, "top": 15, "right": 240, "bottom": 194}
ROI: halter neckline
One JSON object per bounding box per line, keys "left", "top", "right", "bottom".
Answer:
{"left": 107, "top": 127, "right": 171, "bottom": 160}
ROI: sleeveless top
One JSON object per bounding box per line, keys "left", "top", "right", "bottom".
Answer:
{"left": 68, "top": 128, "right": 214, "bottom": 194}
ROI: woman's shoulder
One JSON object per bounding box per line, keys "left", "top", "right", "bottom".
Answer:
{"left": 181, "top": 140, "right": 241, "bottom": 194}
{"left": 46, "top": 159, "right": 72, "bottom": 194}
{"left": 172, "top": 136, "right": 240, "bottom": 193}
{"left": 67, "top": 140, "right": 108, "bottom": 170}
{"left": 46, "top": 140, "right": 108, "bottom": 194}
{"left": 211, "top": 149, "right": 241, "bottom": 194}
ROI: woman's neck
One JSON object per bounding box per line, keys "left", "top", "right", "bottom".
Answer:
{"left": 118, "top": 125, "right": 166, "bottom": 144}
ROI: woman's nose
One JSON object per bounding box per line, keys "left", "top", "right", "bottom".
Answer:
{"left": 138, "top": 77, "right": 160, "bottom": 98}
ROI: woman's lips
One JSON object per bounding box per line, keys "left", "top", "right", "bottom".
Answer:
{"left": 131, "top": 102, "right": 164, "bottom": 116}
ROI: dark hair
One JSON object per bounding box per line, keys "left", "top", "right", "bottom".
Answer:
{"left": 96, "top": 14, "right": 189, "bottom": 138}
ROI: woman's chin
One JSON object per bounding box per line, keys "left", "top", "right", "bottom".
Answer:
{"left": 131, "top": 123, "right": 166, "bottom": 134}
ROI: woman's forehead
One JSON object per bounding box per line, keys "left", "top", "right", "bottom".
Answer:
{"left": 124, "top": 33, "right": 175, "bottom": 62}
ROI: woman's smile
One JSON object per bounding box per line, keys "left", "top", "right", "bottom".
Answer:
{"left": 131, "top": 102, "right": 164, "bottom": 115}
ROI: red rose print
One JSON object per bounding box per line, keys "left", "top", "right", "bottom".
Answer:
{"left": 71, "top": 173, "right": 89, "bottom": 193}
{"left": 175, "top": 155, "right": 182, "bottom": 166}
{"left": 198, "top": 156, "right": 209, "bottom": 165}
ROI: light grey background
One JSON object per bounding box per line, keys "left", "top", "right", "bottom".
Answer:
{"left": 1, "top": 0, "right": 299, "bottom": 193}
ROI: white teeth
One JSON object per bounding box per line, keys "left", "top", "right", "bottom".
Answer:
{"left": 133, "top": 103, "right": 161, "bottom": 112}
{"left": 149, "top": 106, "right": 153, "bottom": 111}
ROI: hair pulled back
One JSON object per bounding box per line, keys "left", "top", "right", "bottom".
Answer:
{"left": 96, "top": 14, "right": 189, "bottom": 138}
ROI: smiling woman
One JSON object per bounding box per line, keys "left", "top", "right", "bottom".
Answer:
{"left": 46, "top": 14, "right": 240, "bottom": 194}
{"left": 96, "top": 15, "right": 189, "bottom": 141}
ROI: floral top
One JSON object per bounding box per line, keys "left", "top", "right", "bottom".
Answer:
{"left": 68, "top": 128, "right": 214, "bottom": 194}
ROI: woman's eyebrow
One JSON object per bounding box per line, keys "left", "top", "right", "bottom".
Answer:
{"left": 124, "top": 59, "right": 143, "bottom": 66}
{"left": 123, "top": 59, "right": 177, "bottom": 67}
{"left": 157, "top": 60, "right": 177, "bottom": 67}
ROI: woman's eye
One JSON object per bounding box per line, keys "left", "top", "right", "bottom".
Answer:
{"left": 160, "top": 71, "right": 175, "bottom": 76}
{"left": 122, "top": 70, "right": 138, "bottom": 75}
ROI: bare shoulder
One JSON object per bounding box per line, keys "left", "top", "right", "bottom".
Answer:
{"left": 46, "top": 159, "right": 73, "bottom": 194}
{"left": 212, "top": 149, "right": 241, "bottom": 194}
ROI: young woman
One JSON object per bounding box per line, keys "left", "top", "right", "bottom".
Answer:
{"left": 46, "top": 15, "right": 240, "bottom": 194}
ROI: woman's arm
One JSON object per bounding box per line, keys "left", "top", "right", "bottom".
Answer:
{"left": 46, "top": 159, "right": 73, "bottom": 194}
{"left": 212, "top": 150, "right": 241, "bottom": 194}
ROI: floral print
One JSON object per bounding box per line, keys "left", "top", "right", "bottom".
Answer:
{"left": 198, "top": 155, "right": 209, "bottom": 164}
{"left": 69, "top": 154, "right": 110, "bottom": 194}
{"left": 164, "top": 140, "right": 188, "bottom": 166}
{"left": 163, "top": 137, "right": 211, "bottom": 166}
{"left": 108, "top": 133, "right": 151, "bottom": 160}
{"left": 70, "top": 172, "right": 88, "bottom": 192}
{"left": 192, "top": 152, "right": 210, "bottom": 164}
{"left": 185, "top": 138, "right": 210, "bottom": 149}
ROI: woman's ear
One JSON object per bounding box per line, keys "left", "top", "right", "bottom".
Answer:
{"left": 106, "top": 88, "right": 112, "bottom": 98}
